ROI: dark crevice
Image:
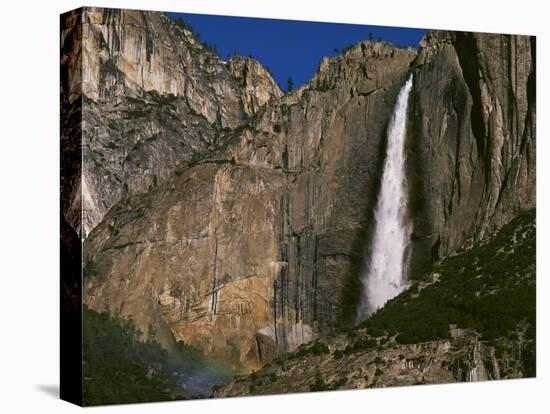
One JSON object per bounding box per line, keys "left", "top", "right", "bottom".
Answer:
{"left": 255, "top": 335, "right": 263, "bottom": 363}
{"left": 521, "top": 36, "right": 536, "bottom": 158}
{"left": 211, "top": 235, "right": 218, "bottom": 313}
{"left": 453, "top": 33, "right": 487, "bottom": 174}
{"left": 140, "top": 11, "right": 154, "bottom": 63}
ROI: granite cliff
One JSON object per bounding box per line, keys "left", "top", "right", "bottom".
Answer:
{"left": 61, "top": 8, "right": 535, "bottom": 373}
{"left": 82, "top": 34, "right": 417, "bottom": 369}
{"left": 408, "top": 31, "right": 536, "bottom": 276}
{"left": 61, "top": 8, "right": 281, "bottom": 236}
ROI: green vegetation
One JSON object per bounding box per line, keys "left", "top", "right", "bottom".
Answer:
{"left": 122, "top": 91, "right": 179, "bottom": 121}
{"left": 148, "top": 91, "right": 178, "bottom": 106}
{"left": 339, "top": 336, "right": 379, "bottom": 356}
{"left": 522, "top": 341, "right": 536, "bottom": 377}
{"left": 292, "top": 340, "right": 330, "bottom": 359}
{"left": 83, "top": 258, "right": 97, "bottom": 279}
{"left": 83, "top": 307, "right": 232, "bottom": 405}
{"left": 309, "top": 373, "right": 329, "bottom": 392}
{"left": 123, "top": 109, "right": 150, "bottom": 120}
{"left": 286, "top": 76, "right": 294, "bottom": 93}
{"left": 246, "top": 370, "right": 280, "bottom": 391}
{"left": 372, "top": 356, "right": 384, "bottom": 365}
{"left": 173, "top": 16, "right": 219, "bottom": 57}
{"left": 310, "top": 341, "right": 330, "bottom": 355}
{"left": 202, "top": 42, "right": 219, "bottom": 56}
{"left": 83, "top": 307, "right": 176, "bottom": 405}
{"left": 174, "top": 16, "right": 193, "bottom": 33}
{"left": 340, "top": 44, "right": 355, "bottom": 54}
{"left": 333, "top": 349, "right": 344, "bottom": 359}
{"left": 309, "top": 373, "right": 347, "bottom": 392}
{"left": 358, "top": 209, "right": 536, "bottom": 349}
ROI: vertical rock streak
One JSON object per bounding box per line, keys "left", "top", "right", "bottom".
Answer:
{"left": 358, "top": 75, "right": 413, "bottom": 320}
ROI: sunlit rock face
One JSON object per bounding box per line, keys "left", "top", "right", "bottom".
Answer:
{"left": 81, "top": 8, "right": 245, "bottom": 123}
{"left": 226, "top": 56, "right": 283, "bottom": 115}
{"left": 61, "top": 7, "right": 282, "bottom": 236}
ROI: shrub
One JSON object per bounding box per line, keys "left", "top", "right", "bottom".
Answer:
{"left": 346, "top": 330, "right": 358, "bottom": 339}
{"left": 309, "top": 373, "right": 329, "bottom": 392}
{"left": 373, "top": 356, "right": 384, "bottom": 365}
{"left": 333, "top": 377, "right": 347, "bottom": 388}
{"left": 83, "top": 259, "right": 97, "bottom": 279}
{"left": 310, "top": 341, "right": 330, "bottom": 356}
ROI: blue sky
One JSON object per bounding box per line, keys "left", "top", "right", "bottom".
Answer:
{"left": 166, "top": 12, "right": 426, "bottom": 90}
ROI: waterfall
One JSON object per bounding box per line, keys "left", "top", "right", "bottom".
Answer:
{"left": 357, "top": 75, "right": 413, "bottom": 321}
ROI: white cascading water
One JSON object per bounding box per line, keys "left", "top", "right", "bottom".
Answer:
{"left": 357, "top": 75, "right": 414, "bottom": 321}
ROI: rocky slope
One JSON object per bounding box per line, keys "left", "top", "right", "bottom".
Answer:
{"left": 217, "top": 335, "right": 518, "bottom": 396}
{"left": 215, "top": 209, "right": 536, "bottom": 396}
{"left": 68, "top": 8, "right": 536, "bottom": 372}
{"left": 216, "top": 334, "right": 528, "bottom": 396}
{"left": 61, "top": 7, "right": 281, "bottom": 236}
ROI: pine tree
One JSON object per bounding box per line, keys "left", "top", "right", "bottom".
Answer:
{"left": 286, "top": 76, "right": 294, "bottom": 93}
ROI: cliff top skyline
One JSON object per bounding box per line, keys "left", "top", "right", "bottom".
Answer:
{"left": 166, "top": 11, "right": 426, "bottom": 89}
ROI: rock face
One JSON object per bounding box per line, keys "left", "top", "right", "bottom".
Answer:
{"left": 60, "top": 9, "right": 83, "bottom": 238}
{"left": 408, "top": 31, "right": 536, "bottom": 276}
{"left": 65, "top": 8, "right": 536, "bottom": 371}
{"left": 227, "top": 56, "right": 283, "bottom": 115}
{"left": 61, "top": 7, "right": 281, "bottom": 236}
{"left": 82, "top": 29, "right": 417, "bottom": 369}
